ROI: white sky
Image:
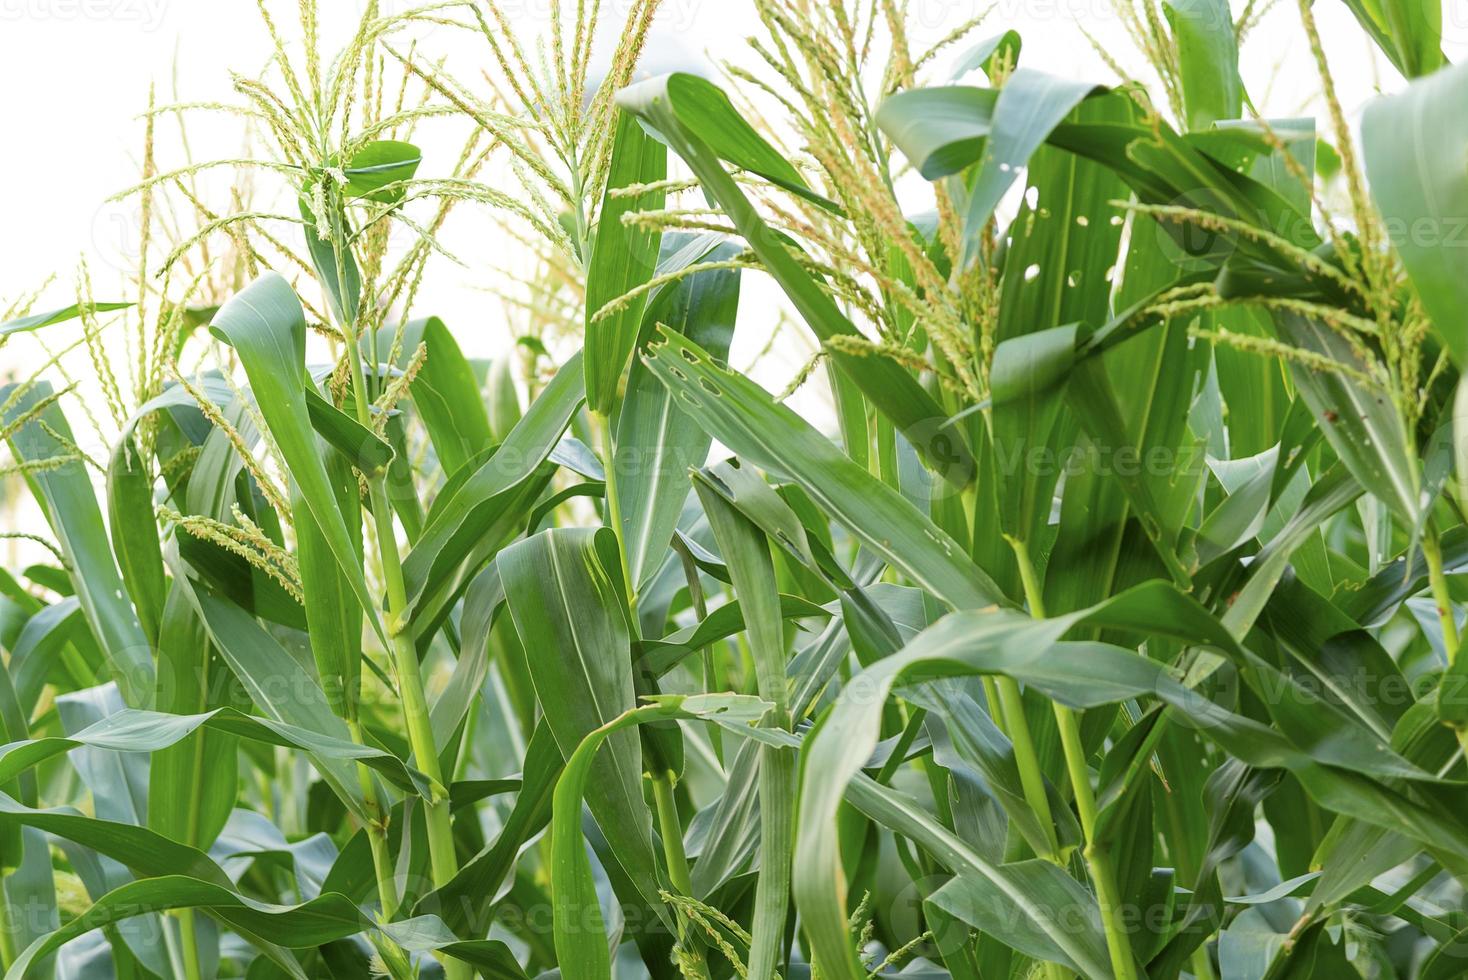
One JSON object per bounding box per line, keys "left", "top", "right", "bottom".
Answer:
{"left": 0, "top": 0, "right": 1416, "bottom": 337}
{"left": 0, "top": 0, "right": 1446, "bottom": 562}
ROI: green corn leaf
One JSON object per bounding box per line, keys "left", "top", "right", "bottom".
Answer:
{"left": 989, "top": 324, "right": 1078, "bottom": 544}
{"left": 1270, "top": 311, "right": 1419, "bottom": 521}
{"left": 641, "top": 328, "right": 1005, "bottom": 609}
{"left": 302, "top": 387, "right": 393, "bottom": 476}
{"left": 3, "top": 874, "right": 464, "bottom": 979}
{"left": 497, "top": 528, "right": 663, "bottom": 919}
{"left": 617, "top": 238, "right": 742, "bottom": 592}
{"left": 875, "top": 86, "right": 999, "bottom": 179}
{"left": 0, "top": 301, "right": 130, "bottom": 337}
{"left": 1064, "top": 356, "right": 1195, "bottom": 585}
{"left": 402, "top": 350, "right": 584, "bottom": 624}
{"left": 5, "top": 597, "right": 88, "bottom": 715}
{"left": 924, "top": 862, "right": 1113, "bottom": 978}
{"left": 298, "top": 191, "right": 361, "bottom": 328}
{"left": 148, "top": 583, "right": 238, "bottom": 856}
{"left": 546, "top": 696, "right": 772, "bottom": 980}
{"left": 7, "top": 8, "right": 1468, "bottom": 977}
{"left": 105, "top": 435, "right": 166, "bottom": 647}
{"left": 292, "top": 443, "right": 364, "bottom": 721}
{"left": 415, "top": 721, "right": 563, "bottom": 934}
{"left": 620, "top": 72, "right": 834, "bottom": 209}
{"left": 206, "top": 273, "right": 384, "bottom": 642}
{"left": 1363, "top": 61, "right": 1468, "bottom": 364}
{"left": 908, "top": 683, "right": 1082, "bottom": 864}
{"left": 1163, "top": 0, "right": 1242, "bottom": 130}
{"left": 795, "top": 579, "right": 1467, "bottom": 979}
{"left": 0, "top": 381, "right": 154, "bottom": 706}
{"left": 694, "top": 472, "right": 792, "bottom": 980}
{"left": 373, "top": 316, "right": 493, "bottom": 475}
{"left": 636, "top": 592, "right": 829, "bottom": 677}
{"left": 0, "top": 705, "right": 432, "bottom": 801}
{"left": 184, "top": 587, "right": 393, "bottom": 814}
{"left": 956, "top": 69, "right": 1103, "bottom": 267}
{"left": 619, "top": 73, "right": 976, "bottom": 487}
{"left": 428, "top": 560, "right": 503, "bottom": 748}
{"left": 951, "top": 30, "right": 1023, "bottom": 80}
{"left": 584, "top": 109, "right": 666, "bottom": 417}
{"left": 341, "top": 139, "right": 421, "bottom": 202}
{"left": 1339, "top": 0, "right": 1445, "bottom": 78}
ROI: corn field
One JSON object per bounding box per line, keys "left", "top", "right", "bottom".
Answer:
{"left": 2, "top": 0, "right": 1468, "bottom": 976}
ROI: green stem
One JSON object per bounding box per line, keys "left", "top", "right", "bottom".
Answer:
{"left": 994, "top": 535, "right": 1061, "bottom": 863}
{"left": 317, "top": 339, "right": 411, "bottom": 965}
{"left": 1043, "top": 960, "right": 1070, "bottom": 980}
{"left": 676, "top": 541, "right": 722, "bottom": 762}
{"left": 1081, "top": 839, "right": 1140, "bottom": 980}
{"left": 368, "top": 480, "right": 461, "bottom": 886}
{"left": 320, "top": 190, "right": 415, "bottom": 932}
{"left": 1424, "top": 530, "right": 1459, "bottom": 663}
{"left": 339, "top": 294, "right": 467, "bottom": 980}
{"left": 177, "top": 909, "right": 203, "bottom": 980}
{"left": 0, "top": 882, "right": 17, "bottom": 971}
{"left": 1421, "top": 530, "right": 1468, "bottom": 770}
{"left": 652, "top": 770, "right": 694, "bottom": 896}
{"left": 348, "top": 718, "right": 399, "bottom": 920}
{"left": 592, "top": 411, "right": 636, "bottom": 606}
{"left": 592, "top": 411, "right": 707, "bottom": 976}
{"left": 1055, "top": 703, "right": 1139, "bottom": 980}
{"left": 960, "top": 481, "right": 980, "bottom": 551}
{"left": 1010, "top": 537, "right": 1139, "bottom": 980}
{"left": 1008, "top": 534, "right": 1047, "bottom": 620}
{"left": 370, "top": 933, "right": 418, "bottom": 980}
{"left": 568, "top": 149, "right": 591, "bottom": 266}
{"left": 994, "top": 676, "right": 1061, "bottom": 860}
{"left": 177, "top": 653, "right": 211, "bottom": 980}
{"left": 1054, "top": 708, "right": 1097, "bottom": 834}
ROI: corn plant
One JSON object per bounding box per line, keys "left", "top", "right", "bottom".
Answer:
{"left": 4, "top": 0, "right": 1468, "bottom": 977}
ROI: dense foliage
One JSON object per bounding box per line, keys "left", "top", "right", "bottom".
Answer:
{"left": 4, "top": 0, "right": 1468, "bottom": 977}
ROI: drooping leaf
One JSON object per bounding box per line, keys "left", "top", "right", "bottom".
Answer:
{"left": 402, "top": 351, "right": 584, "bottom": 626}
{"left": 106, "top": 435, "right": 166, "bottom": 647}
{"left": 206, "top": 273, "right": 383, "bottom": 641}
{"left": 875, "top": 86, "right": 999, "bottom": 179}
{"left": 0, "top": 301, "right": 130, "bottom": 337}
{"left": 342, "top": 139, "right": 421, "bottom": 203}
{"left": 622, "top": 72, "right": 835, "bottom": 209}
{"left": 373, "top": 316, "right": 493, "bottom": 475}
{"left": 1339, "top": 0, "right": 1445, "bottom": 78}
{"left": 956, "top": 69, "right": 1103, "bottom": 266}
{"left": 641, "top": 328, "right": 1005, "bottom": 609}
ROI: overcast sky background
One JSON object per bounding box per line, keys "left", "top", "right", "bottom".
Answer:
{"left": 0, "top": 0, "right": 1422, "bottom": 342}
{"left": 0, "top": 0, "right": 1448, "bottom": 543}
